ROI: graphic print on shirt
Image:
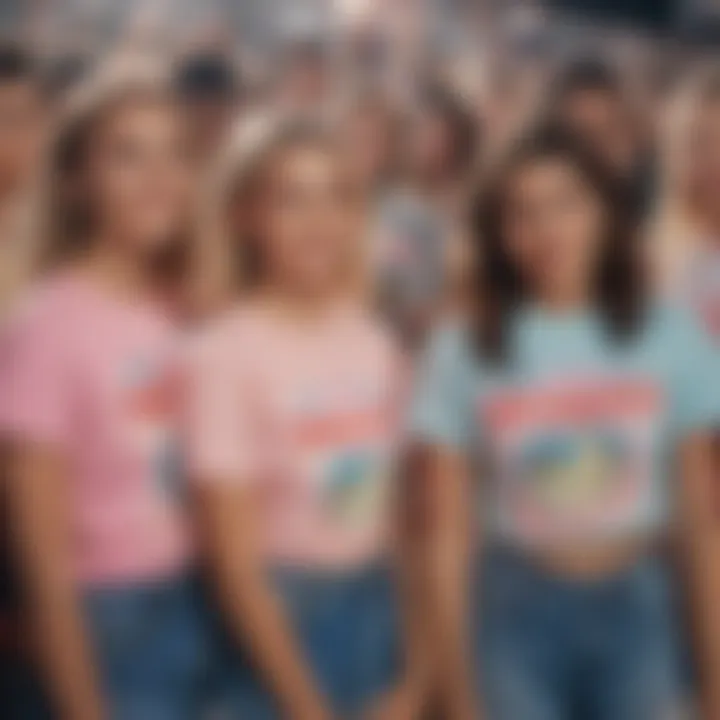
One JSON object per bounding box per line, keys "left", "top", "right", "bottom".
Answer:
{"left": 481, "top": 375, "right": 664, "bottom": 543}
{"left": 121, "top": 352, "right": 182, "bottom": 503}
{"left": 289, "top": 384, "right": 393, "bottom": 532}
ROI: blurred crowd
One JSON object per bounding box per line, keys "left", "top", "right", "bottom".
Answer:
{"left": 3, "top": 1, "right": 720, "bottom": 719}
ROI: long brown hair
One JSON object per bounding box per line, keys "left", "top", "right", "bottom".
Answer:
{"left": 473, "top": 125, "right": 646, "bottom": 364}
{"left": 36, "top": 68, "right": 189, "bottom": 292}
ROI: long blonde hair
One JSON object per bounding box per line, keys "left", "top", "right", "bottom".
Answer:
{"left": 651, "top": 65, "right": 720, "bottom": 289}
{"left": 194, "top": 113, "right": 342, "bottom": 315}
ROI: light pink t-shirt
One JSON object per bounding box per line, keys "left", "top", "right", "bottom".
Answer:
{"left": 0, "top": 272, "right": 191, "bottom": 586}
{"left": 187, "top": 302, "right": 401, "bottom": 569}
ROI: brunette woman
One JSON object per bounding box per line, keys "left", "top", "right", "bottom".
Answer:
{"left": 407, "top": 127, "right": 720, "bottom": 719}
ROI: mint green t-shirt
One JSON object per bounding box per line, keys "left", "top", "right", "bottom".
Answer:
{"left": 409, "top": 304, "right": 720, "bottom": 546}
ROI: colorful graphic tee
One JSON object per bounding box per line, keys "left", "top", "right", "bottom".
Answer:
{"left": 0, "top": 272, "right": 190, "bottom": 586}
{"left": 409, "top": 306, "right": 720, "bottom": 546}
{"left": 187, "top": 303, "right": 401, "bottom": 568}
{"left": 482, "top": 375, "right": 663, "bottom": 543}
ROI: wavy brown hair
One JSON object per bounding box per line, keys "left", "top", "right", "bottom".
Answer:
{"left": 472, "top": 125, "right": 646, "bottom": 364}
{"left": 36, "top": 68, "right": 189, "bottom": 294}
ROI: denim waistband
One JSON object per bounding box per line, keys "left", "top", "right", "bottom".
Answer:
{"left": 478, "top": 544, "right": 670, "bottom": 596}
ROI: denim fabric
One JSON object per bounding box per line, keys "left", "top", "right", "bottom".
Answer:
{"left": 477, "top": 549, "right": 686, "bottom": 720}
{"left": 207, "top": 564, "right": 399, "bottom": 719}
{"left": 83, "top": 573, "right": 211, "bottom": 720}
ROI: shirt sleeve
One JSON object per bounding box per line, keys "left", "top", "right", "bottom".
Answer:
{"left": 406, "top": 324, "right": 475, "bottom": 450}
{"left": 184, "top": 327, "right": 258, "bottom": 484}
{"left": 0, "top": 305, "right": 74, "bottom": 448}
{"left": 668, "top": 305, "right": 720, "bottom": 435}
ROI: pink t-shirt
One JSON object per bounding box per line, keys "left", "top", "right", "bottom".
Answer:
{"left": 187, "top": 302, "right": 401, "bottom": 569}
{"left": 0, "top": 272, "right": 191, "bottom": 586}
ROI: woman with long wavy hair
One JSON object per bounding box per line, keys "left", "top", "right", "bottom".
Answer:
{"left": 407, "top": 126, "right": 720, "bottom": 719}
{"left": 1, "top": 68, "right": 208, "bottom": 719}
{"left": 187, "top": 116, "right": 404, "bottom": 718}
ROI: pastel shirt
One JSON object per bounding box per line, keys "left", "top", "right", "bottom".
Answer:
{"left": 409, "top": 305, "right": 720, "bottom": 548}
{"left": 0, "top": 273, "right": 191, "bottom": 586}
{"left": 675, "top": 246, "right": 720, "bottom": 340}
{"left": 187, "top": 303, "right": 401, "bottom": 569}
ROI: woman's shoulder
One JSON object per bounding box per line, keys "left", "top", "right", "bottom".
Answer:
{"left": 419, "top": 317, "right": 476, "bottom": 369}
{"left": 0, "top": 271, "right": 96, "bottom": 368}
{"left": 641, "top": 297, "right": 714, "bottom": 353}
{"left": 5, "top": 270, "right": 89, "bottom": 331}
{"left": 190, "top": 300, "right": 264, "bottom": 354}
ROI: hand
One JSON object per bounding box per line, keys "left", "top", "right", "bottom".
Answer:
{"left": 439, "top": 683, "right": 481, "bottom": 720}
{"left": 292, "top": 706, "right": 332, "bottom": 720}
{"left": 290, "top": 692, "right": 333, "bottom": 720}
{"left": 365, "top": 677, "right": 427, "bottom": 720}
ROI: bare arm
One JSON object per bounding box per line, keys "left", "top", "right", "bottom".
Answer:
{"left": 368, "top": 445, "right": 440, "bottom": 720}
{"left": 8, "top": 443, "right": 104, "bottom": 720}
{"left": 678, "top": 433, "right": 720, "bottom": 720}
{"left": 420, "top": 444, "right": 476, "bottom": 719}
{"left": 195, "top": 482, "right": 330, "bottom": 720}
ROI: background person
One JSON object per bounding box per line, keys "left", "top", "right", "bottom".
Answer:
{"left": 546, "top": 57, "right": 656, "bottom": 222}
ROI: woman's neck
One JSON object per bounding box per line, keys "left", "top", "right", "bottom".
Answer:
{"left": 686, "top": 199, "right": 720, "bottom": 246}
{"left": 0, "top": 181, "right": 27, "bottom": 229}
{"left": 0, "top": 173, "right": 28, "bottom": 210}
{"left": 534, "top": 284, "right": 592, "bottom": 315}
{"left": 79, "top": 238, "right": 155, "bottom": 304}
{"left": 699, "top": 218, "right": 720, "bottom": 248}
{"left": 258, "top": 283, "right": 349, "bottom": 327}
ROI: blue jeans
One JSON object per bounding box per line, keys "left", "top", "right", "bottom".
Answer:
{"left": 478, "top": 549, "right": 685, "bottom": 720}
{"left": 83, "top": 573, "right": 211, "bottom": 720}
{"left": 207, "top": 564, "right": 399, "bottom": 719}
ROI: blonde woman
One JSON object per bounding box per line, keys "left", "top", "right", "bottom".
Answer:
{"left": 652, "top": 67, "right": 720, "bottom": 338}
{"left": 187, "top": 116, "right": 404, "bottom": 718}
{"left": 1, "top": 71, "right": 207, "bottom": 719}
